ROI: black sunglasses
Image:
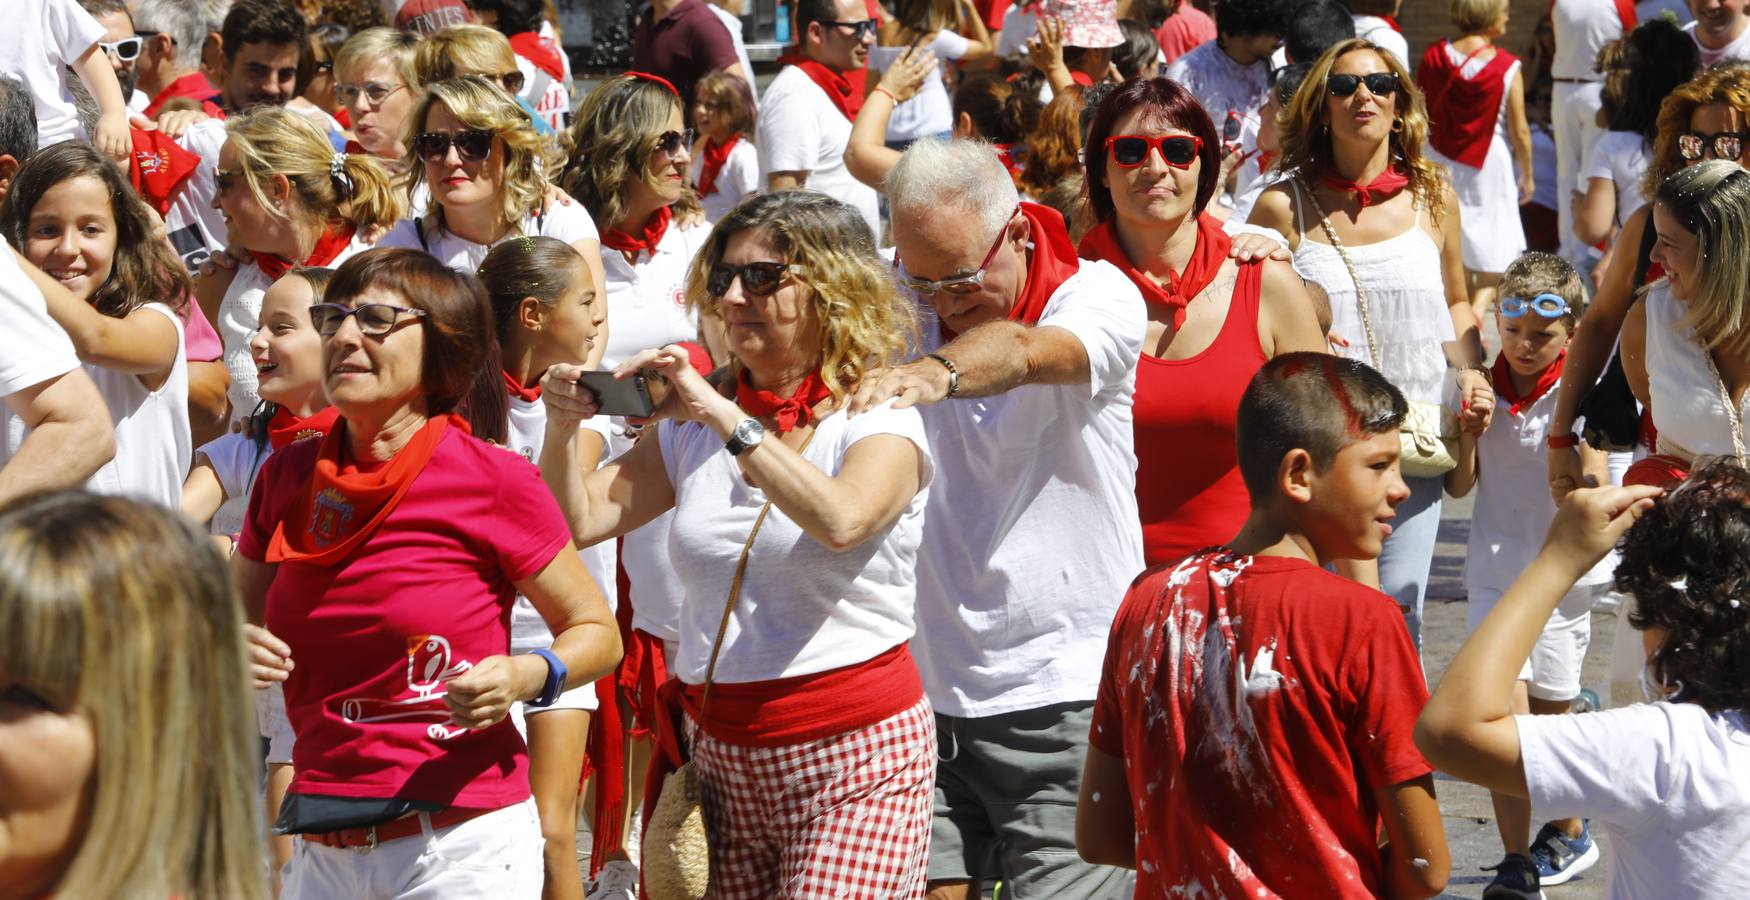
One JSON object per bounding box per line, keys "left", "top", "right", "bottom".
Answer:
{"left": 655, "top": 128, "right": 697, "bottom": 157}
{"left": 828, "top": 18, "right": 878, "bottom": 39}
{"left": 1327, "top": 72, "right": 1400, "bottom": 98}
{"left": 1678, "top": 130, "right": 1749, "bottom": 162}
{"left": 497, "top": 70, "right": 526, "bottom": 94}
{"left": 707, "top": 262, "right": 795, "bottom": 298}
{"left": 414, "top": 129, "right": 495, "bottom": 163}
{"left": 309, "top": 302, "right": 429, "bottom": 337}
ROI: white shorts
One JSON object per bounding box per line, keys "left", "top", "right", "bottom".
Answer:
{"left": 280, "top": 797, "right": 543, "bottom": 899}
{"left": 255, "top": 682, "right": 296, "bottom": 765}
{"left": 1467, "top": 583, "right": 1595, "bottom": 701}
{"left": 509, "top": 597, "right": 599, "bottom": 714}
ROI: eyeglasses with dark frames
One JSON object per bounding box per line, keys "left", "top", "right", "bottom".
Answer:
{"left": 896, "top": 205, "right": 1021, "bottom": 296}
{"left": 828, "top": 19, "right": 878, "bottom": 39}
{"left": 309, "top": 303, "right": 430, "bottom": 337}
{"left": 707, "top": 261, "right": 799, "bottom": 298}
{"left": 1678, "top": 130, "right": 1749, "bottom": 162}
{"left": 496, "top": 70, "right": 526, "bottom": 94}
{"left": 414, "top": 129, "right": 495, "bottom": 164}
{"left": 1327, "top": 72, "right": 1400, "bottom": 98}
{"left": 655, "top": 128, "right": 697, "bottom": 157}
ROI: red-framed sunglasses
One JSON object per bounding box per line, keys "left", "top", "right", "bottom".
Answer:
{"left": 1105, "top": 134, "right": 1203, "bottom": 169}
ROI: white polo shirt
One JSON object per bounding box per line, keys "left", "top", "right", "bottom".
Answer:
{"left": 756, "top": 64, "right": 881, "bottom": 241}
{"left": 908, "top": 258, "right": 1149, "bottom": 718}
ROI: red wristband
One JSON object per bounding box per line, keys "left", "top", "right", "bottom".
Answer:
{"left": 1547, "top": 433, "right": 1581, "bottom": 449}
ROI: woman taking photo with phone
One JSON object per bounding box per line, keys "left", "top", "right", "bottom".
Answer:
{"left": 535, "top": 189, "right": 935, "bottom": 896}
{"left": 1247, "top": 38, "right": 1491, "bottom": 651}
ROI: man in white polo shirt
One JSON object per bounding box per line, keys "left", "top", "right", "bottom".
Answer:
{"left": 757, "top": 0, "right": 880, "bottom": 238}
{"left": 0, "top": 243, "right": 115, "bottom": 502}
{"left": 850, "top": 138, "right": 1145, "bottom": 900}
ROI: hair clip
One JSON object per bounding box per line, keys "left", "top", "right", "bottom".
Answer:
{"left": 329, "top": 152, "right": 354, "bottom": 200}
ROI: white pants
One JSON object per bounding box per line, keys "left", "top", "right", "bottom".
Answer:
{"left": 281, "top": 798, "right": 543, "bottom": 899}
{"left": 1553, "top": 80, "right": 1605, "bottom": 266}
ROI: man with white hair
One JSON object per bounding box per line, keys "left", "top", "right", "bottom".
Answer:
{"left": 849, "top": 138, "right": 1146, "bottom": 899}
{"left": 133, "top": 0, "right": 224, "bottom": 118}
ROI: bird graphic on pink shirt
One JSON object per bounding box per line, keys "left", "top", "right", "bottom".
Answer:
{"left": 335, "top": 634, "right": 475, "bottom": 741}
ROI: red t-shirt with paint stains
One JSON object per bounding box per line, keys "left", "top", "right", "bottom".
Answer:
{"left": 1090, "top": 551, "right": 1432, "bottom": 898}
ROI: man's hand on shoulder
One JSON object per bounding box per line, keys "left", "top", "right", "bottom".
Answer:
{"left": 845, "top": 358, "right": 953, "bottom": 416}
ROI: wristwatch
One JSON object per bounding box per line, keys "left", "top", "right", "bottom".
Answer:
{"left": 725, "top": 417, "right": 765, "bottom": 456}
{"left": 527, "top": 649, "right": 568, "bottom": 708}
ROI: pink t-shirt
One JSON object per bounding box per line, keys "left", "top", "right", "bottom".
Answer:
{"left": 1156, "top": 4, "right": 1217, "bottom": 63}
{"left": 239, "top": 427, "right": 571, "bottom": 810}
{"left": 180, "top": 296, "right": 222, "bottom": 363}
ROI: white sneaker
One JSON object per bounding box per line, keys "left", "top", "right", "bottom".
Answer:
{"left": 586, "top": 859, "right": 640, "bottom": 900}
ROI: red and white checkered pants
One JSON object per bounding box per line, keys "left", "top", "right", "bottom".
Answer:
{"left": 688, "top": 696, "right": 936, "bottom": 898}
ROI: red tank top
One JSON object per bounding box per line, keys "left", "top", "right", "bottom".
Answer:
{"left": 1135, "top": 261, "right": 1267, "bottom": 567}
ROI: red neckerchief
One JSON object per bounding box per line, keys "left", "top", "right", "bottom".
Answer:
{"left": 127, "top": 127, "right": 200, "bottom": 216}
{"left": 600, "top": 205, "right": 672, "bottom": 254}
{"left": 1491, "top": 350, "right": 1565, "bottom": 416}
{"left": 335, "top": 108, "right": 351, "bottom": 129}
{"left": 1005, "top": 202, "right": 1081, "bottom": 321}
{"left": 1070, "top": 71, "right": 1095, "bottom": 87}
{"left": 1380, "top": 14, "right": 1402, "bottom": 31}
{"left": 509, "top": 31, "right": 565, "bottom": 82}
{"left": 1077, "top": 213, "right": 1232, "bottom": 330}
{"left": 503, "top": 369, "right": 542, "bottom": 402}
{"left": 143, "top": 71, "right": 222, "bottom": 119}
{"left": 777, "top": 55, "right": 861, "bottom": 120}
{"left": 696, "top": 134, "right": 740, "bottom": 197}
{"left": 267, "top": 406, "right": 340, "bottom": 451}
{"left": 1417, "top": 41, "right": 1518, "bottom": 169}
{"left": 1257, "top": 149, "right": 1279, "bottom": 172}
{"left": 265, "top": 414, "right": 466, "bottom": 566}
{"left": 343, "top": 138, "right": 368, "bottom": 156}
{"left": 1320, "top": 166, "right": 1410, "bottom": 209}
{"left": 994, "top": 142, "right": 1026, "bottom": 182}
{"left": 735, "top": 368, "right": 832, "bottom": 434}
{"left": 250, "top": 223, "right": 357, "bottom": 282}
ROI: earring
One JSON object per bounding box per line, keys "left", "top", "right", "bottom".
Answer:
{"left": 1391, "top": 118, "right": 1404, "bottom": 133}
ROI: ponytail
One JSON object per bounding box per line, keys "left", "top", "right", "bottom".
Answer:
{"left": 335, "top": 152, "right": 405, "bottom": 232}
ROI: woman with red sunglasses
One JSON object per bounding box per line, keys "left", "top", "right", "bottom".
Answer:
{"left": 1247, "top": 38, "right": 1491, "bottom": 652}
{"left": 1078, "top": 77, "right": 1328, "bottom": 568}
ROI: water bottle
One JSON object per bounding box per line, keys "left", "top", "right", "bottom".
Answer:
{"left": 776, "top": 0, "right": 791, "bottom": 45}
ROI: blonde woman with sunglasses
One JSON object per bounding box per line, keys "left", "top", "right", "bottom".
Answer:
{"left": 1247, "top": 38, "right": 1490, "bottom": 652}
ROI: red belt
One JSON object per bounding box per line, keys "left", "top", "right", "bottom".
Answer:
{"left": 300, "top": 806, "right": 493, "bottom": 849}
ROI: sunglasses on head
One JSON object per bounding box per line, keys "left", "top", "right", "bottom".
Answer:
{"left": 655, "top": 128, "right": 697, "bottom": 157}
{"left": 707, "top": 261, "right": 795, "bottom": 298}
{"left": 1678, "top": 130, "right": 1748, "bottom": 162}
{"left": 414, "top": 129, "right": 495, "bottom": 163}
{"left": 1498, "top": 293, "right": 1571, "bottom": 318}
{"left": 1327, "top": 72, "right": 1400, "bottom": 98}
{"left": 99, "top": 36, "right": 143, "bottom": 61}
{"left": 309, "top": 302, "right": 429, "bottom": 337}
{"left": 1105, "top": 134, "right": 1202, "bottom": 169}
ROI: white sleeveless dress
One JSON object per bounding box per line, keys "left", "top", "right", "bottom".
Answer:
{"left": 1288, "top": 180, "right": 1457, "bottom": 407}
{"left": 1426, "top": 42, "right": 1528, "bottom": 274}
{"left": 1644, "top": 281, "right": 1748, "bottom": 460}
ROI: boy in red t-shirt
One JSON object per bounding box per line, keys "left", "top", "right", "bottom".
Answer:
{"left": 1077, "top": 352, "right": 1453, "bottom": 899}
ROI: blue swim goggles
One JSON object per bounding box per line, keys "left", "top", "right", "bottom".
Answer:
{"left": 1499, "top": 293, "right": 1571, "bottom": 318}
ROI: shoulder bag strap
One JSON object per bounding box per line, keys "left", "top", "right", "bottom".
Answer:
{"left": 696, "top": 429, "right": 817, "bottom": 720}
{"left": 1298, "top": 177, "right": 1382, "bottom": 371}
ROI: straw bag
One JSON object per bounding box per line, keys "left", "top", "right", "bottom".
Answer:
{"left": 643, "top": 432, "right": 813, "bottom": 900}
{"left": 1300, "top": 179, "right": 1459, "bottom": 478}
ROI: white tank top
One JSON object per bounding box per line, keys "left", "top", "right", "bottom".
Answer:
{"left": 1644, "top": 281, "right": 1748, "bottom": 460}
{"left": 1288, "top": 180, "right": 1457, "bottom": 405}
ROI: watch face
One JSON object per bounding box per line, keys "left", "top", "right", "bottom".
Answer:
{"left": 734, "top": 419, "right": 764, "bottom": 444}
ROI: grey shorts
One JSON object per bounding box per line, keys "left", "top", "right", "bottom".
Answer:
{"left": 928, "top": 701, "right": 1130, "bottom": 899}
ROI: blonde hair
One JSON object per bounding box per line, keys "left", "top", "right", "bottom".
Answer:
{"left": 414, "top": 24, "right": 517, "bottom": 85}
{"left": 1654, "top": 159, "right": 1750, "bottom": 350}
{"left": 1449, "top": 0, "right": 1506, "bottom": 33}
{"left": 405, "top": 77, "right": 563, "bottom": 237}
{"left": 1277, "top": 39, "right": 1450, "bottom": 223}
{"left": 685, "top": 190, "right": 916, "bottom": 399}
{"left": 333, "top": 26, "right": 420, "bottom": 89}
{"left": 0, "top": 492, "right": 266, "bottom": 900}
{"left": 225, "top": 107, "right": 405, "bottom": 233}
{"left": 1643, "top": 64, "right": 1750, "bottom": 201}
{"left": 561, "top": 74, "right": 701, "bottom": 232}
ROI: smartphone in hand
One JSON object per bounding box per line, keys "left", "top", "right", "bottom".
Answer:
{"left": 575, "top": 370, "right": 658, "bottom": 418}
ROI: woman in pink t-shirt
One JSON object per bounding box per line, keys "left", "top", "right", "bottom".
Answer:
{"left": 239, "top": 248, "right": 621, "bottom": 899}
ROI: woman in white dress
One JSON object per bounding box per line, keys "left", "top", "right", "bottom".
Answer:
{"left": 1248, "top": 38, "right": 1491, "bottom": 652}
{"left": 1416, "top": 0, "right": 1532, "bottom": 321}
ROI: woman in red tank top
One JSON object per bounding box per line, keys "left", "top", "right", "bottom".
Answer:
{"left": 1078, "top": 78, "right": 1329, "bottom": 567}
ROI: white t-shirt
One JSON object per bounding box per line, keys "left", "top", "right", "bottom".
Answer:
{"left": 1585, "top": 129, "right": 1651, "bottom": 225}
{"left": 756, "top": 64, "right": 881, "bottom": 241}
{"left": 375, "top": 205, "right": 600, "bottom": 274}
{"left": 1686, "top": 20, "right": 1750, "bottom": 65}
{"left": 0, "top": 244, "right": 79, "bottom": 400}
{"left": 996, "top": 4, "right": 1038, "bottom": 58}
{"left": 197, "top": 429, "right": 270, "bottom": 537}
{"left": 1164, "top": 42, "right": 1270, "bottom": 154}
{"left": 1520, "top": 702, "right": 1750, "bottom": 898}
{"left": 868, "top": 30, "right": 974, "bottom": 142}
{"left": 908, "top": 259, "right": 1148, "bottom": 717}
{"left": 514, "top": 54, "right": 573, "bottom": 133}
{"left": 1, "top": 0, "right": 105, "bottom": 147}
{"left": 1353, "top": 16, "right": 1409, "bottom": 69}
{"left": 218, "top": 234, "right": 375, "bottom": 424}
{"left": 707, "top": 3, "right": 757, "bottom": 109}
{"left": 659, "top": 399, "right": 933, "bottom": 684}
{"left": 1553, "top": 0, "right": 1628, "bottom": 79}
{"left": 167, "top": 118, "right": 232, "bottom": 271}
{"left": 1464, "top": 382, "right": 1615, "bottom": 594}
{"left": 69, "top": 304, "right": 190, "bottom": 508}
{"left": 688, "top": 137, "right": 761, "bottom": 224}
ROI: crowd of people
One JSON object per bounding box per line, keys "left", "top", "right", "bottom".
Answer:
{"left": 2, "top": 0, "right": 1749, "bottom": 898}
